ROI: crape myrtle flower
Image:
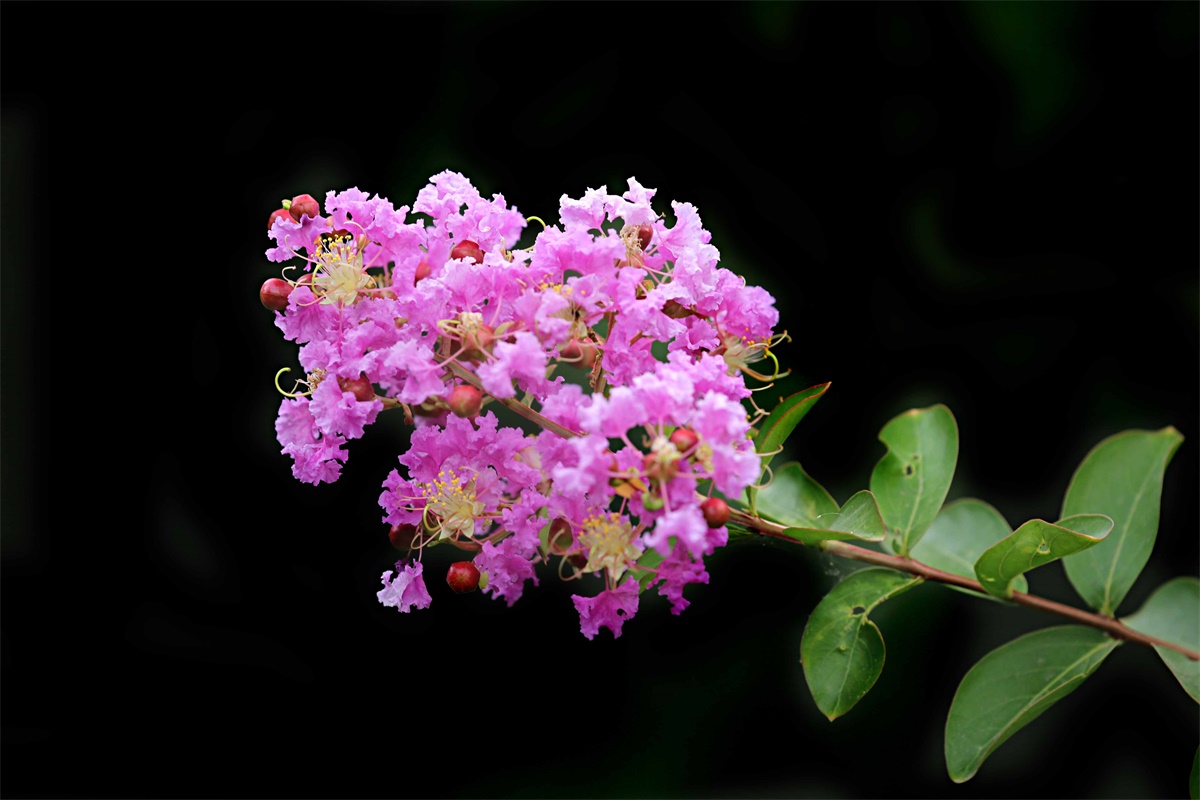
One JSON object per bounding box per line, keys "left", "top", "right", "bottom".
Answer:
{"left": 262, "top": 172, "right": 788, "bottom": 639}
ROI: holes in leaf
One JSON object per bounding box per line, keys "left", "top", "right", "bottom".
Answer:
{"left": 904, "top": 464, "right": 914, "bottom": 476}
{"left": 850, "top": 605, "right": 866, "bottom": 616}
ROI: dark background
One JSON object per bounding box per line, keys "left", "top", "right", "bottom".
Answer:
{"left": 2, "top": 2, "right": 1197, "bottom": 798}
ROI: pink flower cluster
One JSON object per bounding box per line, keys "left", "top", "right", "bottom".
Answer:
{"left": 264, "top": 172, "right": 784, "bottom": 639}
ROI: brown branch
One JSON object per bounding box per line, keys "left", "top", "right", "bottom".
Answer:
{"left": 446, "top": 361, "right": 581, "bottom": 440}
{"left": 728, "top": 507, "right": 1200, "bottom": 662}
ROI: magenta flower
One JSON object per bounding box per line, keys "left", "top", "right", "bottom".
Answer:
{"left": 572, "top": 580, "right": 640, "bottom": 640}
{"left": 377, "top": 561, "right": 433, "bottom": 614}
{"left": 263, "top": 172, "right": 788, "bottom": 639}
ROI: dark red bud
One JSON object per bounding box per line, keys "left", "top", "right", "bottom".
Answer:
{"left": 289, "top": 193, "right": 320, "bottom": 221}
{"left": 388, "top": 524, "right": 419, "bottom": 550}
{"left": 450, "top": 240, "right": 484, "bottom": 265}
{"left": 446, "top": 561, "right": 481, "bottom": 593}
{"left": 669, "top": 428, "right": 699, "bottom": 454}
{"left": 268, "top": 208, "right": 292, "bottom": 231}
{"left": 637, "top": 223, "right": 654, "bottom": 250}
{"left": 259, "top": 277, "right": 293, "bottom": 311}
{"left": 338, "top": 374, "right": 375, "bottom": 402}
{"left": 413, "top": 260, "right": 431, "bottom": 285}
{"left": 448, "top": 384, "right": 483, "bottom": 419}
{"left": 700, "top": 497, "right": 730, "bottom": 529}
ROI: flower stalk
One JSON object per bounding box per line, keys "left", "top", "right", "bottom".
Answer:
{"left": 727, "top": 507, "right": 1200, "bottom": 661}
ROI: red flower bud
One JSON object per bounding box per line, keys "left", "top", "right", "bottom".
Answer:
{"left": 413, "top": 260, "right": 431, "bottom": 285}
{"left": 669, "top": 428, "right": 699, "bottom": 454}
{"left": 259, "top": 277, "right": 293, "bottom": 311}
{"left": 637, "top": 223, "right": 654, "bottom": 250}
{"left": 700, "top": 497, "right": 730, "bottom": 528}
{"left": 388, "top": 524, "right": 419, "bottom": 550}
{"left": 450, "top": 240, "right": 484, "bottom": 265}
{"left": 268, "top": 208, "right": 291, "bottom": 231}
{"left": 448, "top": 384, "right": 483, "bottom": 419}
{"left": 289, "top": 193, "right": 320, "bottom": 221}
{"left": 338, "top": 374, "right": 375, "bottom": 402}
{"left": 446, "top": 561, "right": 481, "bottom": 594}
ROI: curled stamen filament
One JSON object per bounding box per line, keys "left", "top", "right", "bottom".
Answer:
{"left": 274, "top": 367, "right": 314, "bottom": 398}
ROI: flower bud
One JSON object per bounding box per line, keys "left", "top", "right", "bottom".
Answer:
{"left": 641, "top": 493, "right": 665, "bottom": 511}
{"left": 446, "top": 561, "right": 481, "bottom": 594}
{"left": 459, "top": 324, "right": 495, "bottom": 364}
{"left": 259, "top": 277, "right": 294, "bottom": 311}
{"left": 413, "top": 260, "right": 431, "bottom": 285}
{"left": 268, "top": 208, "right": 291, "bottom": 231}
{"left": 700, "top": 497, "right": 730, "bottom": 529}
{"left": 662, "top": 300, "right": 694, "bottom": 319}
{"left": 388, "top": 524, "right": 419, "bottom": 550}
{"left": 637, "top": 223, "right": 654, "bottom": 250}
{"left": 448, "top": 384, "right": 483, "bottom": 419}
{"left": 450, "top": 240, "right": 484, "bottom": 265}
{"left": 559, "top": 339, "right": 598, "bottom": 368}
{"left": 338, "top": 374, "right": 375, "bottom": 402}
{"left": 289, "top": 193, "right": 320, "bottom": 221}
{"left": 546, "top": 518, "right": 574, "bottom": 555}
{"left": 669, "top": 428, "right": 699, "bottom": 454}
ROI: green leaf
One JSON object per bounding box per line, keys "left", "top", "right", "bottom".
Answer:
{"left": 1061, "top": 427, "right": 1184, "bottom": 615}
{"left": 973, "top": 514, "right": 1113, "bottom": 599}
{"left": 1122, "top": 576, "right": 1200, "bottom": 703}
{"left": 747, "top": 383, "right": 831, "bottom": 513}
{"left": 754, "top": 462, "right": 838, "bottom": 528}
{"left": 911, "top": 499, "right": 1028, "bottom": 598}
{"left": 800, "top": 568, "right": 922, "bottom": 720}
{"left": 781, "top": 491, "right": 887, "bottom": 546}
{"left": 869, "top": 404, "right": 959, "bottom": 556}
{"left": 631, "top": 548, "right": 666, "bottom": 593}
{"left": 945, "top": 626, "right": 1120, "bottom": 783}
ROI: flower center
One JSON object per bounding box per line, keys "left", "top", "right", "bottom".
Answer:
{"left": 579, "top": 511, "right": 642, "bottom": 581}
{"left": 419, "top": 468, "right": 485, "bottom": 540}
{"left": 311, "top": 235, "right": 374, "bottom": 306}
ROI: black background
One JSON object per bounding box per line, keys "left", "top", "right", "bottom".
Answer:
{"left": 2, "top": 3, "right": 1197, "bottom": 798}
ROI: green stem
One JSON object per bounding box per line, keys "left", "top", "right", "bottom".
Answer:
{"left": 727, "top": 507, "right": 1200, "bottom": 662}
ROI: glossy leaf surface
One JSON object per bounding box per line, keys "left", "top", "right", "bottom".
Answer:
{"left": 754, "top": 462, "right": 838, "bottom": 528}
{"left": 1061, "top": 427, "right": 1183, "bottom": 615}
{"left": 869, "top": 405, "right": 958, "bottom": 556}
{"left": 911, "top": 499, "right": 1027, "bottom": 597}
{"left": 800, "top": 568, "right": 922, "bottom": 720}
{"left": 945, "top": 626, "right": 1119, "bottom": 783}
{"left": 974, "top": 514, "right": 1112, "bottom": 599}
{"left": 781, "top": 491, "right": 886, "bottom": 545}
{"left": 1122, "top": 576, "right": 1200, "bottom": 703}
